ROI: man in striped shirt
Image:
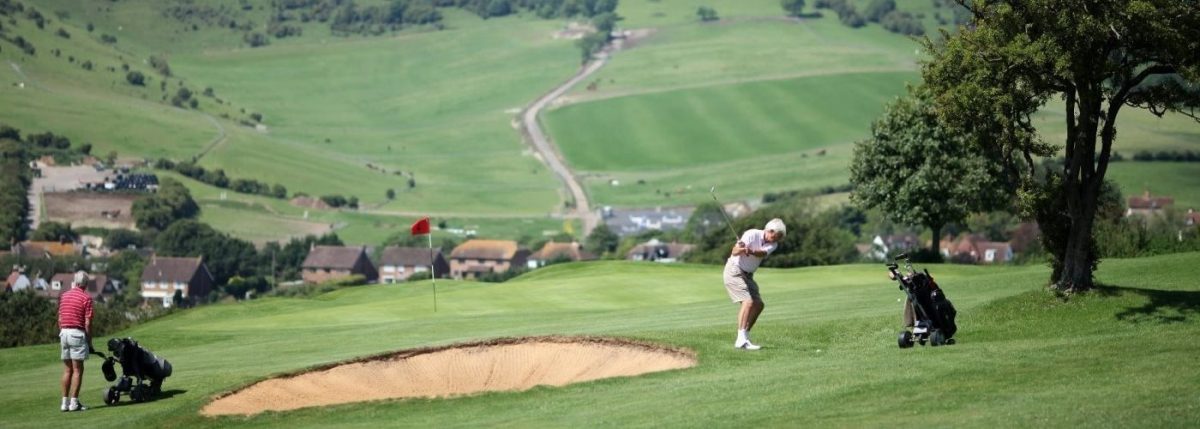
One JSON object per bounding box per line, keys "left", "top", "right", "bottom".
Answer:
{"left": 58, "top": 271, "right": 94, "bottom": 412}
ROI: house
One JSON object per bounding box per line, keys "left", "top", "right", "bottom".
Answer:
{"left": 866, "top": 233, "right": 921, "bottom": 260}
{"left": 141, "top": 256, "right": 215, "bottom": 307}
{"left": 604, "top": 206, "right": 694, "bottom": 236}
{"left": 45, "top": 273, "right": 119, "bottom": 302}
{"left": 448, "top": 240, "right": 530, "bottom": 280}
{"left": 1126, "top": 190, "right": 1174, "bottom": 218}
{"left": 626, "top": 239, "right": 694, "bottom": 263}
{"left": 13, "top": 241, "right": 84, "bottom": 258}
{"left": 301, "top": 246, "right": 378, "bottom": 284}
{"left": 527, "top": 242, "right": 596, "bottom": 268}
{"left": 5, "top": 266, "right": 28, "bottom": 292}
{"left": 1185, "top": 208, "right": 1200, "bottom": 227}
{"left": 942, "top": 234, "right": 1013, "bottom": 264}
{"left": 378, "top": 246, "right": 449, "bottom": 284}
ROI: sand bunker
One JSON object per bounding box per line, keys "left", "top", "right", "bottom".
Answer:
{"left": 202, "top": 336, "right": 696, "bottom": 416}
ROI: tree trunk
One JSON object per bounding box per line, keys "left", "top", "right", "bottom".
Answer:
{"left": 1055, "top": 86, "right": 1105, "bottom": 292}
{"left": 1057, "top": 185, "right": 1099, "bottom": 292}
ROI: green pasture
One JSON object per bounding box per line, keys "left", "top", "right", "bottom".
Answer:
{"left": 1034, "top": 100, "right": 1200, "bottom": 154}
{"left": 581, "top": 145, "right": 853, "bottom": 208}
{"left": 1, "top": 252, "right": 1198, "bottom": 427}
{"left": 547, "top": 72, "right": 914, "bottom": 171}
{"left": 164, "top": 171, "right": 579, "bottom": 246}
{"left": 1106, "top": 162, "right": 1200, "bottom": 211}
{"left": 570, "top": 14, "right": 920, "bottom": 102}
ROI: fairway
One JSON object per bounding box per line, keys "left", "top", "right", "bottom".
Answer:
{"left": 2, "top": 253, "right": 1198, "bottom": 427}
{"left": 546, "top": 72, "right": 915, "bottom": 171}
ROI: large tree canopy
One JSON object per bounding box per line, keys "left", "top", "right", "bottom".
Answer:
{"left": 850, "top": 85, "right": 1008, "bottom": 258}
{"left": 923, "top": 0, "right": 1199, "bottom": 291}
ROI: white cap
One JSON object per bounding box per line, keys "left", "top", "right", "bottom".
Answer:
{"left": 73, "top": 270, "right": 88, "bottom": 287}
{"left": 765, "top": 218, "right": 786, "bottom": 236}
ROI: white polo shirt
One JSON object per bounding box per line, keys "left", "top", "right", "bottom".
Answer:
{"left": 729, "top": 229, "right": 778, "bottom": 273}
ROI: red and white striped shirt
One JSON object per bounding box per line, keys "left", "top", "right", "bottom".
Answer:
{"left": 58, "top": 287, "right": 93, "bottom": 332}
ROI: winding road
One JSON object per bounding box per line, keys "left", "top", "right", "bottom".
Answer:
{"left": 519, "top": 50, "right": 611, "bottom": 235}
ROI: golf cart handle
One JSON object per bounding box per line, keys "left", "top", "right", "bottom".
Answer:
{"left": 894, "top": 253, "right": 909, "bottom": 261}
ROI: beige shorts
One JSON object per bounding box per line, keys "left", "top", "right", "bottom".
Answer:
{"left": 723, "top": 260, "right": 761, "bottom": 303}
{"left": 59, "top": 329, "right": 89, "bottom": 361}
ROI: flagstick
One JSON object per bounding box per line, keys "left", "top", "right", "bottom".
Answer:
{"left": 428, "top": 231, "right": 437, "bottom": 313}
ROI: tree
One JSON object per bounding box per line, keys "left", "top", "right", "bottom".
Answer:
{"left": 30, "top": 221, "right": 76, "bottom": 242}
{"left": 585, "top": 224, "right": 619, "bottom": 256}
{"left": 576, "top": 32, "right": 608, "bottom": 64}
{"left": 850, "top": 85, "right": 1008, "bottom": 258}
{"left": 592, "top": 12, "right": 620, "bottom": 34}
{"left": 922, "top": 0, "right": 1200, "bottom": 292}
{"left": 132, "top": 178, "right": 199, "bottom": 231}
{"left": 125, "top": 71, "right": 145, "bottom": 86}
{"left": 155, "top": 220, "right": 257, "bottom": 285}
{"left": 696, "top": 6, "right": 719, "bottom": 22}
{"left": 684, "top": 201, "right": 728, "bottom": 242}
{"left": 780, "top": 0, "right": 805, "bottom": 17}
{"left": 863, "top": 0, "right": 895, "bottom": 22}
{"left": 386, "top": 188, "right": 395, "bottom": 200}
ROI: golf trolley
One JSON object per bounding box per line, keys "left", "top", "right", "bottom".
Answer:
{"left": 887, "top": 254, "right": 957, "bottom": 348}
{"left": 99, "top": 337, "right": 173, "bottom": 405}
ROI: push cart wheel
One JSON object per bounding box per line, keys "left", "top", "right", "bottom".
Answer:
{"left": 897, "top": 331, "right": 914, "bottom": 349}
{"left": 130, "top": 385, "right": 146, "bottom": 403}
{"left": 930, "top": 330, "right": 945, "bottom": 347}
{"left": 103, "top": 387, "right": 120, "bottom": 405}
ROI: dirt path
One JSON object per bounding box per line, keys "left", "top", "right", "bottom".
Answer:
{"left": 518, "top": 32, "right": 649, "bottom": 235}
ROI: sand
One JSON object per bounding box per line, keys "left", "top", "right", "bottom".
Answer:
{"left": 201, "top": 336, "right": 696, "bottom": 416}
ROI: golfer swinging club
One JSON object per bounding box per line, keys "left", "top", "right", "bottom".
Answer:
{"left": 724, "top": 218, "right": 786, "bottom": 350}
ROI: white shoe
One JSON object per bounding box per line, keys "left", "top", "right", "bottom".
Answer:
{"left": 69, "top": 402, "right": 87, "bottom": 412}
{"left": 734, "top": 339, "right": 762, "bottom": 350}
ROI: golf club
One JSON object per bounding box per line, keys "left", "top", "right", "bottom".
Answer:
{"left": 709, "top": 186, "right": 742, "bottom": 243}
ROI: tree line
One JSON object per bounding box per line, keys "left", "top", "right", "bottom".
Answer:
{"left": 153, "top": 158, "right": 289, "bottom": 200}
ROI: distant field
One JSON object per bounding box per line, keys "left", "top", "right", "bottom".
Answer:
{"left": 1106, "top": 162, "right": 1200, "bottom": 211}
{"left": 1034, "top": 101, "right": 1200, "bottom": 154}
{"left": 165, "top": 171, "right": 579, "bottom": 245}
{"left": 0, "top": 252, "right": 1197, "bottom": 427}
{"left": 547, "top": 72, "right": 914, "bottom": 171}
{"left": 569, "top": 16, "right": 919, "bottom": 102}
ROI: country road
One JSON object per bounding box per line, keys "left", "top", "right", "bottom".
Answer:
{"left": 518, "top": 49, "right": 611, "bottom": 235}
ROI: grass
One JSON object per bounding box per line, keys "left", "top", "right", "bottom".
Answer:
{"left": 1, "top": 252, "right": 1197, "bottom": 427}
{"left": 1105, "top": 162, "right": 1200, "bottom": 211}
{"left": 547, "top": 72, "right": 915, "bottom": 171}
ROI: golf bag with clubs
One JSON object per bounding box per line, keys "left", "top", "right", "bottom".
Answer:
{"left": 887, "top": 254, "right": 957, "bottom": 348}
{"left": 100, "top": 337, "right": 173, "bottom": 405}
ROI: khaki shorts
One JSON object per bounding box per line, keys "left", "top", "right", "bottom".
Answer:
{"left": 59, "top": 329, "right": 89, "bottom": 361}
{"left": 723, "top": 260, "right": 761, "bottom": 303}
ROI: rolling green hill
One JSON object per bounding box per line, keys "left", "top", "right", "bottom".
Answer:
{"left": 3, "top": 0, "right": 1197, "bottom": 247}
{"left": 1, "top": 252, "right": 1197, "bottom": 427}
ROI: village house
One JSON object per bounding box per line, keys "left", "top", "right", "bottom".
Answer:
{"left": 302, "top": 245, "right": 378, "bottom": 284}
{"left": 1185, "top": 208, "right": 1200, "bottom": 228}
{"left": 864, "top": 233, "right": 922, "bottom": 261}
{"left": 941, "top": 234, "right": 1013, "bottom": 264}
{"left": 45, "top": 272, "right": 119, "bottom": 302}
{"left": 378, "top": 246, "right": 449, "bottom": 284}
{"left": 1126, "top": 190, "right": 1174, "bottom": 218}
{"left": 448, "top": 240, "right": 530, "bottom": 280}
{"left": 526, "top": 242, "right": 596, "bottom": 268}
{"left": 626, "top": 239, "right": 695, "bottom": 263}
{"left": 140, "top": 255, "right": 215, "bottom": 307}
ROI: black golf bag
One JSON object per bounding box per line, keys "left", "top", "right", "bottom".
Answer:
{"left": 100, "top": 337, "right": 173, "bottom": 405}
{"left": 887, "top": 254, "right": 957, "bottom": 348}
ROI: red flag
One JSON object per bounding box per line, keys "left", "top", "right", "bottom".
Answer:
{"left": 410, "top": 217, "right": 430, "bottom": 236}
